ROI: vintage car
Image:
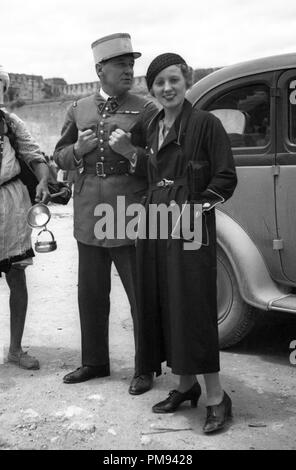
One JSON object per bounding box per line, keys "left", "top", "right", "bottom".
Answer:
{"left": 187, "top": 53, "right": 296, "bottom": 348}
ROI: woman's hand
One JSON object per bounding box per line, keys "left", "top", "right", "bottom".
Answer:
{"left": 109, "top": 128, "right": 136, "bottom": 160}
{"left": 35, "top": 179, "right": 50, "bottom": 204}
{"left": 31, "top": 161, "right": 50, "bottom": 203}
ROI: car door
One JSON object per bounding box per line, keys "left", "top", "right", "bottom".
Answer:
{"left": 275, "top": 70, "right": 296, "bottom": 283}
{"left": 195, "top": 72, "right": 284, "bottom": 283}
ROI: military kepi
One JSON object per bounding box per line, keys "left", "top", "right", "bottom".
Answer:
{"left": 91, "top": 33, "right": 141, "bottom": 64}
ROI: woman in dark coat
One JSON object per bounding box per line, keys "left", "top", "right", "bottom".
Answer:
{"left": 109, "top": 53, "right": 237, "bottom": 433}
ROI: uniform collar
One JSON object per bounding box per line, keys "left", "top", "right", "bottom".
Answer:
{"left": 99, "top": 87, "right": 111, "bottom": 101}
{"left": 95, "top": 88, "right": 128, "bottom": 108}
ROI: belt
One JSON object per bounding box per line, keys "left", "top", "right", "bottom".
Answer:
{"left": 84, "top": 160, "right": 129, "bottom": 178}
{"left": 0, "top": 174, "right": 19, "bottom": 187}
{"left": 149, "top": 176, "right": 187, "bottom": 190}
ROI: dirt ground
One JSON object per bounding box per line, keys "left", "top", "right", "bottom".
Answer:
{"left": 0, "top": 200, "right": 296, "bottom": 451}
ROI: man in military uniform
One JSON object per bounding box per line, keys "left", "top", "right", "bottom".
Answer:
{"left": 54, "top": 33, "right": 157, "bottom": 394}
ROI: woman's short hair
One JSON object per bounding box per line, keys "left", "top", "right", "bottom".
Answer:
{"left": 179, "top": 63, "right": 192, "bottom": 89}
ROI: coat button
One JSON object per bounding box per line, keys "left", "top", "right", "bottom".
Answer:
{"left": 100, "top": 148, "right": 104, "bottom": 152}
{"left": 102, "top": 114, "right": 106, "bottom": 118}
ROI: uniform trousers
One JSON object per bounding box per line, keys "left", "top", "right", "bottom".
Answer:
{"left": 77, "top": 241, "right": 139, "bottom": 373}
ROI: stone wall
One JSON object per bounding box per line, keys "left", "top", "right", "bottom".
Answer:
{"left": 9, "top": 99, "right": 73, "bottom": 155}
{"left": 61, "top": 76, "right": 148, "bottom": 96}
{"left": 62, "top": 81, "right": 99, "bottom": 97}
{"left": 8, "top": 73, "right": 45, "bottom": 102}
{"left": 5, "top": 68, "right": 216, "bottom": 104}
{"left": 5, "top": 72, "right": 148, "bottom": 103}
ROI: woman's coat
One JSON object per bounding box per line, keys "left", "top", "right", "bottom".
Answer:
{"left": 135, "top": 99, "right": 237, "bottom": 376}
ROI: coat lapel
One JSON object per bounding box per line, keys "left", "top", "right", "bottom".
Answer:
{"left": 148, "top": 99, "right": 193, "bottom": 167}
{"left": 147, "top": 109, "right": 162, "bottom": 167}
{"left": 158, "top": 99, "right": 193, "bottom": 152}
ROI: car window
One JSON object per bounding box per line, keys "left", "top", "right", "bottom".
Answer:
{"left": 288, "top": 79, "right": 296, "bottom": 144}
{"left": 206, "top": 84, "right": 270, "bottom": 148}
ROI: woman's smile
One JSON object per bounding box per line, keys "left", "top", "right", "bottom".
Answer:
{"left": 152, "top": 65, "right": 187, "bottom": 111}
{"left": 163, "top": 93, "right": 176, "bottom": 101}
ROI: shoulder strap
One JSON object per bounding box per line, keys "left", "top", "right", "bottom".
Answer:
{"left": 0, "top": 111, "right": 5, "bottom": 172}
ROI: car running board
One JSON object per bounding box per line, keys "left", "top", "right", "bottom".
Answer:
{"left": 269, "top": 294, "right": 296, "bottom": 313}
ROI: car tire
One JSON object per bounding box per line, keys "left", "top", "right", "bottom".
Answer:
{"left": 217, "top": 245, "right": 256, "bottom": 348}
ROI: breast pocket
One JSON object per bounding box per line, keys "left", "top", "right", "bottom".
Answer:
{"left": 108, "top": 114, "right": 139, "bottom": 134}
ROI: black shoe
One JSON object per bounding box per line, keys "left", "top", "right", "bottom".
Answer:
{"left": 63, "top": 365, "right": 110, "bottom": 384}
{"left": 128, "top": 373, "right": 153, "bottom": 395}
{"left": 203, "top": 391, "right": 232, "bottom": 434}
{"left": 152, "top": 382, "right": 202, "bottom": 413}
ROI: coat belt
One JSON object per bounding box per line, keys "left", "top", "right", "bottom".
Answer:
{"left": 149, "top": 176, "right": 187, "bottom": 190}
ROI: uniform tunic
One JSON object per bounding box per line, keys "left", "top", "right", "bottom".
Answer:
{"left": 0, "top": 112, "right": 46, "bottom": 273}
{"left": 53, "top": 89, "right": 158, "bottom": 369}
{"left": 54, "top": 90, "right": 157, "bottom": 247}
{"left": 135, "top": 100, "right": 237, "bottom": 376}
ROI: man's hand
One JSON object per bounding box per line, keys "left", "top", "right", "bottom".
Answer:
{"left": 109, "top": 128, "right": 136, "bottom": 159}
{"left": 35, "top": 179, "right": 50, "bottom": 204}
{"left": 74, "top": 129, "right": 98, "bottom": 159}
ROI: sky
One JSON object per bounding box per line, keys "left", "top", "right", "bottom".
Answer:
{"left": 1, "top": 0, "right": 296, "bottom": 84}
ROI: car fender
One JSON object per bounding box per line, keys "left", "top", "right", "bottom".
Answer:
{"left": 216, "top": 209, "right": 290, "bottom": 310}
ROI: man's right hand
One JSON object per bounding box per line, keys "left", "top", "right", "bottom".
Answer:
{"left": 74, "top": 129, "right": 98, "bottom": 159}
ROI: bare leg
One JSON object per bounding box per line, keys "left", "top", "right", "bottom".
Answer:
{"left": 5, "top": 266, "right": 28, "bottom": 354}
{"left": 177, "top": 375, "right": 197, "bottom": 393}
{"left": 203, "top": 372, "right": 224, "bottom": 406}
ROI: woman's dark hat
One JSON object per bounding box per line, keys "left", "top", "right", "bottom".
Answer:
{"left": 146, "top": 53, "right": 187, "bottom": 90}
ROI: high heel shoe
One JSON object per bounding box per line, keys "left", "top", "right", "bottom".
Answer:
{"left": 203, "top": 391, "right": 232, "bottom": 433}
{"left": 152, "top": 382, "right": 202, "bottom": 413}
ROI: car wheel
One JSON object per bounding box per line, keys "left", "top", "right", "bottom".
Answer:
{"left": 217, "top": 246, "right": 256, "bottom": 348}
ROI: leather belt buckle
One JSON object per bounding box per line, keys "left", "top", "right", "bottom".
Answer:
{"left": 156, "top": 178, "right": 174, "bottom": 188}
{"left": 96, "top": 162, "right": 106, "bottom": 178}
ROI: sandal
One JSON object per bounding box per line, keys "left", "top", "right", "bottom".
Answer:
{"left": 7, "top": 351, "right": 40, "bottom": 370}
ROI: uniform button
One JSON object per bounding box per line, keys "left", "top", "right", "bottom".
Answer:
{"left": 101, "top": 156, "right": 105, "bottom": 161}
{"left": 105, "top": 107, "right": 109, "bottom": 111}
{"left": 100, "top": 122, "right": 104, "bottom": 126}
{"left": 102, "top": 114, "right": 106, "bottom": 118}
{"left": 100, "top": 148, "right": 104, "bottom": 152}
{"left": 99, "top": 139, "right": 103, "bottom": 143}
{"left": 100, "top": 130, "right": 104, "bottom": 134}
